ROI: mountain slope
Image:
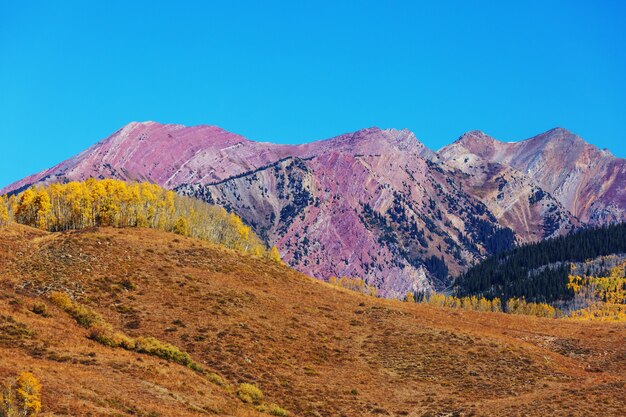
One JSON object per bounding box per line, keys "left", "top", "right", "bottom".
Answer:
{"left": 440, "top": 128, "right": 626, "bottom": 224}
{"left": 1, "top": 224, "right": 625, "bottom": 416}
{"left": 177, "top": 143, "right": 512, "bottom": 296}
{"left": 2, "top": 123, "right": 509, "bottom": 295}
{"left": 0, "top": 123, "right": 433, "bottom": 195}
{"left": 438, "top": 131, "right": 580, "bottom": 242}
{"left": 2, "top": 122, "right": 293, "bottom": 194}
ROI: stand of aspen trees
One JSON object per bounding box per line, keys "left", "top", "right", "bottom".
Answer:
{"left": 0, "top": 179, "right": 281, "bottom": 262}
{"left": 405, "top": 291, "right": 561, "bottom": 318}
{"left": 567, "top": 264, "right": 626, "bottom": 321}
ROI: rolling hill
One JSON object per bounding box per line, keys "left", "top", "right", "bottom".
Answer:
{"left": 1, "top": 223, "right": 625, "bottom": 416}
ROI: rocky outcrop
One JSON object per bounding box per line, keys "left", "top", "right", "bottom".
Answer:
{"left": 441, "top": 128, "right": 626, "bottom": 224}
{"left": 438, "top": 131, "right": 580, "bottom": 242}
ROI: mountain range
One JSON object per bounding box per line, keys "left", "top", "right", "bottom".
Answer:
{"left": 3, "top": 122, "right": 625, "bottom": 297}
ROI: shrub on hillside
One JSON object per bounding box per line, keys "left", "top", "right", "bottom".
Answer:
{"left": 49, "top": 291, "right": 104, "bottom": 327}
{"left": 48, "top": 291, "right": 73, "bottom": 310}
{"left": 48, "top": 292, "right": 206, "bottom": 371}
{"left": 135, "top": 337, "right": 194, "bottom": 367}
{"left": 256, "top": 403, "right": 289, "bottom": 416}
{"left": 88, "top": 323, "right": 136, "bottom": 350}
{"left": 206, "top": 372, "right": 226, "bottom": 387}
{"left": 237, "top": 383, "right": 264, "bottom": 405}
{"left": 31, "top": 303, "right": 49, "bottom": 317}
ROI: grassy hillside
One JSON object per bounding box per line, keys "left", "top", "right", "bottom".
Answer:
{"left": 0, "top": 224, "right": 624, "bottom": 416}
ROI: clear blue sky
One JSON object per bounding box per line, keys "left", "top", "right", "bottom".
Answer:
{"left": 1, "top": 1, "right": 625, "bottom": 188}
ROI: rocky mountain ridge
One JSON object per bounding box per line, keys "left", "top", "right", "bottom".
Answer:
{"left": 3, "top": 122, "right": 623, "bottom": 296}
{"left": 439, "top": 128, "right": 626, "bottom": 224}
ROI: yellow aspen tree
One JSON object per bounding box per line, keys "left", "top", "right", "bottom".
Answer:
{"left": 250, "top": 244, "right": 263, "bottom": 257}
{"left": 15, "top": 188, "right": 36, "bottom": 225}
{"left": 164, "top": 191, "right": 176, "bottom": 225}
{"left": 367, "top": 286, "right": 378, "bottom": 297}
{"left": 141, "top": 184, "right": 157, "bottom": 226}
{"left": 127, "top": 183, "right": 141, "bottom": 225}
{"left": 268, "top": 246, "right": 282, "bottom": 263}
{"left": 0, "top": 196, "right": 8, "bottom": 226}
{"left": 46, "top": 183, "right": 62, "bottom": 230}
{"left": 8, "top": 195, "right": 18, "bottom": 220}
{"left": 478, "top": 297, "right": 491, "bottom": 312}
{"left": 89, "top": 180, "right": 107, "bottom": 225}
{"left": 491, "top": 297, "right": 502, "bottom": 312}
{"left": 225, "top": 212, "right": 247, "bottom": 250}
{"left": 1, "top": 372, "right": 41, "bottom": 417}
{"left": 1, "top": 378, "right": 15, "bottom": 416}
{"left": 15, "top": 372, "right": 41, "bottom": 416}
{"left": 173, "top": 217, "right": 189, "bottom": 236}
{"left": 355, "top": 278, "right": 366, "bottom": 293}
{"left": 11, "top": 179, "right": 270, "bottom": 257}
{"left": 33, "top": 188, "right": 51, "bottom": 229}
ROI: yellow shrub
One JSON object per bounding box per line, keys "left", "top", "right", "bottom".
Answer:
{"left": 88, "top": 323, "right": 136, "bottom": 349}
{"left": 237, "top": 383, "right": 264, "bottom": 404}
{"left": 50, "top": 293, "right": 103, "bottom": 327}
{"left": 49, "top": 291, "right": 73, "bottom": 311}
{"left": 135, "top": 337, "right": 195, "bottom": 368}
{"left": 257, "top": 403, "right": 289, "bottom": 416}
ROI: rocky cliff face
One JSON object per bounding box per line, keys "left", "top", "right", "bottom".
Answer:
{"left": 440, "top": 128, "right": 626, "bottom": 224}
{"left": 438, "top": 131, "right": 580, "bottom": 242}
{"left": 176, "top": 128, "right": 512, "bottom": 297}
{"left": 3, "top": 122, "right": 623, "bottom": 296}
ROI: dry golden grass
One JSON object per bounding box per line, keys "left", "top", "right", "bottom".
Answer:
{"left": 0, "top": 223, "right": 624, "bottom": 416}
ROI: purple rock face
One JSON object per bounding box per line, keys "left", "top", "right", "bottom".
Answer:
{"left": 3, "top": 122, "right": 624, "bottom": 297}
{"left": 6, "top": 122, "right": 294, "bottom": 191}
{"left": 440, "top": 128, "right": 626, "bottom": 225}
{"left": 438, "top": 131, "right": 580, "bottom": 242}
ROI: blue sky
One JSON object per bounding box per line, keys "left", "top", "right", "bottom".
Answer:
{"left": 1, "top": 1, "right": 625, "bottom": 188}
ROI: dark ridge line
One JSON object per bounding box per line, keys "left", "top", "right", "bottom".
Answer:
{"left": 175, "top": 155, "right": 316, "bottom": 190}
